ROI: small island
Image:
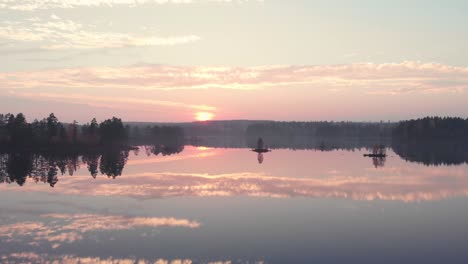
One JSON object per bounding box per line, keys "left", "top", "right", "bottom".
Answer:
{"left": 252, "top": 137, "right": 271, "bottom": 153}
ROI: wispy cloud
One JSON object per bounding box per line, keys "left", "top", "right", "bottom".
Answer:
{"left": 0, "top": 16, "right": 200, "bottom": 49}
{"left": 6, "top": 167, "right": 468, "bottom": 202}
{"left": 0, "top": 0, "right": 263, "bottom": 11}
{"left": 8, "top": 91, "right": 216, "bottom": 112}
{"left": 0, "top": 253, "right": 196, "bottom": 264}
{"left": 1, "top": 62, "right": 467, "bottom": 94}
{"left": 0, "top": 213, "right": 200, "bottom": 248}
{"left": 0, "top": 253, "right": 195, "bottom": 264}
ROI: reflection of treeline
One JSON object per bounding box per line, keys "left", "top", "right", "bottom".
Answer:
{"left": 393, "top": 117, "right": 468, "bottom": 140}
{"left": 0, "top": 113, "right": 127, "bottom": 148}
{"left": 0, "top": 149, "right": 130, "bottom": 187}
{"left": 246, "top": 121, "right": 394, "bottom": 138}
{"left": 142, "top": 144, "right": 184, "bottom": 156}
{"left": 0, "top": 143, "right": 187, "bottom": 187}
{"left": 392, "top": 140, "right": 468, "bottom": 166}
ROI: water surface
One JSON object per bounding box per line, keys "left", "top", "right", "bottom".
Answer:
{"left": 1, "top": 145, "right": 468, "bottom": 263}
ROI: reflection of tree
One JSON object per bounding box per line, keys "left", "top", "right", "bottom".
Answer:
{"left": 47, "top": 161, "right": 59, "bottom": 187}
{"left": 82, "top": 154, "right": 99, "bottom": 178}
{"left": 0, "top": 147, "right": 133, "bottom": 186}
{"left": 66, "top": 155, "right": 80, "bottom": 176}
{"left": 366, "top": 145, "right": 386, "bottom": 168}
{"left": 138, "top": 126, "right": 185, "bottom": 157}
{"left": 257, "top": 153, "right": 264, "bottom": 164}
{"left": 6, "top": 153, "right": 33, "bottom": 186}
{"left": 392, "top": 140, "right": 468, "bottom": 166}
{"left": 0, "top": 154, "right": 7, "bottom": 183}
{"left": 372, "top": 157, "right": 386, "bottom": 168}
{"left": 99, "top": 150, "right": 129, "bottom": 178}
{"left": 145, "top": 144, "right": 184, "bottom": 156}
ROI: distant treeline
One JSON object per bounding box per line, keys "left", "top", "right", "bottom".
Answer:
{"left": 246, "top": 121, "right": 395, "bottom": 138}
{"left": 128, "top": 125, "right": 185, "bottom": 155}
{"left": 245, "top": 117, "right": 468, "bottom": 141}
{"left": 2, "top": 113, "right": 467, "bottom": 151}
{"left": 0, "top": 113, "right": 128, "bottom": 149}
{"left": 0, "top": 143, "right": 187, "bottom": 187}
{"left": 393, "top": 117, "right": 468, "bottom": 140}
{"left": 0, "top": 113, "right": 188, "bottom": 155}
{"left": 129, "top": 125, "right": 184, "bottom": 145}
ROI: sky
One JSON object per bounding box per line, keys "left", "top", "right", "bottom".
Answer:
{"left": 1, "top": 0, "right": 468, "bottom": 123}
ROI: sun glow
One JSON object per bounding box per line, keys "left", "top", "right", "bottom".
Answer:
{"left": 195, "top": 112, "right": 214, "bottom": 121}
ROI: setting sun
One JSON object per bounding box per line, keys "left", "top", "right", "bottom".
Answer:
{"left": 195, "top": 112, "right": 214, "bottom": 121}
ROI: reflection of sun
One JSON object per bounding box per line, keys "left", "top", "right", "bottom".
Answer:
{"left": 195, "top": 112, "right": 214, "bottom": 121}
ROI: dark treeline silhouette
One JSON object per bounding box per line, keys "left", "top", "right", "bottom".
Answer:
{"left": 129, "top": 125, "right": 184, "bottom": 144}
{"left": 246, "top": 121, "right": 395, "bottom": 138}
{"left": 393, "top": 117, "right": 468, "bottom": 140}
{"left": 391, "top": 117, "right": 468, "bottom": 165}
{"left": 0, "top": 113, "right": 128, "bottom": 149}
{"left": 126, "top": 120, "right": 258, "bottom": 137}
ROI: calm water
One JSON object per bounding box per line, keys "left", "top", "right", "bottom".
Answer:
{"left": 1, "top": 144, "right": 468, "bottom": 263}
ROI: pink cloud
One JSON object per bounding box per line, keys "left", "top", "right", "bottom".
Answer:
{"left": 2, "top": 61, "right": 468, "bottom": 122}
{"left": 1, "top": 62, "right": 467, "bottom": 94}
{"left": 0, "top": 213, "right": 200, "bottom": 248}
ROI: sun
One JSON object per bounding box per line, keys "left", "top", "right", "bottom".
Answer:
{"left": 195, "top": 112, "right": 214, "bottom": 121}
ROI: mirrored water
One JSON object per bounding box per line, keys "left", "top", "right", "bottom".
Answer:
{"left": 1, "top": 143, "right": 468, "bottom": 263}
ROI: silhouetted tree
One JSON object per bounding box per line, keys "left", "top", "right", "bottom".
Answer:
{"left": 46, "top": 113, "right": 59, "bottom": 143}
{"left": 99, "top": 117, "right": 127, "bottom": 146}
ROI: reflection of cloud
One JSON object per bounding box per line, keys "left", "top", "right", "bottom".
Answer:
{"left": 0, "top": 17, "right": 200, "bottom": 50}
{"left": 1, "top": 252, "right": 196, "bottom": 264}
{"left": 6, "top": 167, "right": 468, "bottom": 202}
{"left": 0, "top": 214, "right": 200, "bottom": 248}
{"left": 1, "top": 62, "right": 467, "bottom": 94}
{"left": 0, "top": 252, "right": 253, "bottom": 264}
{"left": 43, "top": 213, "right": 201, "bottom": 230}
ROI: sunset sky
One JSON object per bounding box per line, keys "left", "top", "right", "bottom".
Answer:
{"left": 1, "top": 0, "right": 468, "bottom": 122}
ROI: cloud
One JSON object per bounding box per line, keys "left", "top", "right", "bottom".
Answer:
{"left": 6, "top": 166, "right": 468, "bottom": 202}
{"left": 1, "top": 61, "right": 467, "bottom": 94}
{"left": 0, "top": 0, "right": 263, "bottom": 11}
{"left": 8, "top": 91, "right": 216, "bottom": 112}
{"left": 0, "top": 252, "right": 241, "bottom": 264}
{"left": 0, "top": 17, "right": 200, "bottom": 50}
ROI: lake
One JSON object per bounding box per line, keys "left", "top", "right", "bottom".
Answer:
{"left": 1, "top": 143, "right": 468, "bottom": 263}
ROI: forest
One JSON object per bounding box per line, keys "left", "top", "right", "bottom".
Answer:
{"left": 392, "top": 117, "right": 468, "bottom": 140}
{"left": 0, "top": 113, "right": 185, "bottom": 151}
{"left": 246, "top": 121, "right": 395, "bottom": 138}
{"left": 1, "top": 114, "right": 467, "bottom": 151}
{"left": 0, "top": 113, "right": 127, "bottom": 149}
